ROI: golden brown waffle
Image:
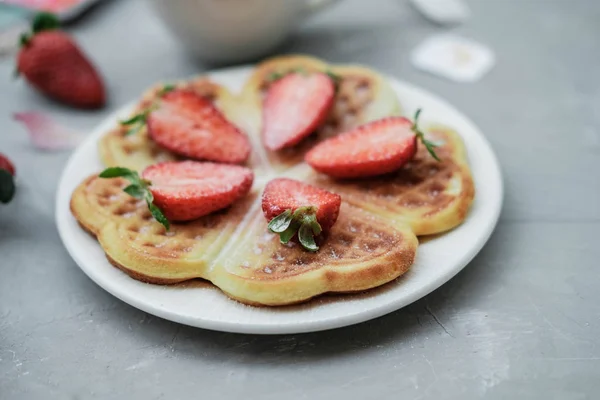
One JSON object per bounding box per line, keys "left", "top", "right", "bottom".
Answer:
{"left": 70, "top": 175, "right": 256, "bottom": 283}
{"left": 237, "top": 55, "right": 402, "bottom": 171}
{"left": 298, "top": 125, "right": 475, "bottom": 236}
{"left": 70, "top": 176, "right": 418, "bottom": 305}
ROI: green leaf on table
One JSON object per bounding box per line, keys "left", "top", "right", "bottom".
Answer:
{"left": 0, "top": 169, "right": 16, "bottom": 204}
{"left": 32, "top": 12, "right": 60, "bottom": 33}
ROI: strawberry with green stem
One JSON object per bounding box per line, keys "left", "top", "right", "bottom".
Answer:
{"left": 120, "top": 84, "right": 175, "bottom": 136}
{"left": 99, "top": 161, "right": 254, "bottom": 230}
{"left": 16, "top": 12, "right": 105, "bottom": 109}
{"left": 305, "top": 109, "right": 441, "bottom": 179}
{"left": 123, "top": 88, "right": 251, "bottom": 164}
{"left": 262, "top": 178, "right": 341, "bottom": 252}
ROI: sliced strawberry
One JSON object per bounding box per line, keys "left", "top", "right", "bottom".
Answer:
{"left": 0, "top": 153, "right": 16, "bottom": 176}
{"left": 141, "top": 161, "right": 254, "bottom": 222}
{"left": 262, "top": 178, "right": 341, "bottom": 251}
{"left": 147, "top": 89, "right": 251, "bottom": 164}
{"left": 262, "top": 72, "right": 335, "bottom": 151}
{"left": 307, "top": 111, "right": 440, "bottom": 178}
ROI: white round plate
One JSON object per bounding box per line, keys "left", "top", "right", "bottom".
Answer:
{"left": 56, "top": 66, "right": 503, "bottom": 335}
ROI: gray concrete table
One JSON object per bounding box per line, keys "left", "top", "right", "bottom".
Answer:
{"left": 1, "top": 0, "right": 598, "bottom": 398}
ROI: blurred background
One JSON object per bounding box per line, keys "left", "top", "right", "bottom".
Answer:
{"left": 0, "top": 0, "right": 596, "bottom": 220}
{"left": 1, "top": 1, "right": 599, "bottom": 399}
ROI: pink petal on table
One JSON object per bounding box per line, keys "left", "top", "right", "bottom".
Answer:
{"left": 13, "top": 112, "right": 84, "bottom": 151}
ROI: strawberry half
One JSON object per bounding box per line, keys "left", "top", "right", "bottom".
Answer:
{"left": 147, "top": 89, "right": 251, "bottom": 164}
{"left": 99, "top": 161, "right": 254, "bottom": 229}
{"left": 262, "top": 72, "right": 335, "bottom": 151}
{"left": 16, "top": 13, "right": 105, "bottom": 109}
{"left": 0, "top": 153, "right": 16, "bottom": 204}
{"left": 305, "top": 110, "right": 440, "bottom": 179}
{"left": 262, "top": 178, "right": 341, "bottom": 252}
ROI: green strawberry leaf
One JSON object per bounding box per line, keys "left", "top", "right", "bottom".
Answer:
{"left": 279, "top": 221, "right": 300, "bottom": 244}
{"left": 293, "top": 67, "right": 308, "bottom": 76}
{"left": 411, "top": 108, "right": 440, "bottom": 162}
{"left": 292, "top": 205, "right": 313, "bottom": 219}
{"left": 267, "top": 71, "right": 285, "bottom": 82}
{"left": 120, "top": 105, "right": 158, "bottom": 136}
{"left": 99, "top": 166, "right": 170, "bottom": 231}
{"left": 143, "top": 189, "right": 154, "bottom": 205}
{"left": 326, "top": 70, "right": 342, "bottom": 92}
{"left": 123, "top": 184, "right": 146, "bottom": 199}
{"left": 32, "top": 12, "right": 60, "bottom": 34}
{"left": 120, "top": 113, "right": 146, "bottom": 126}
{"left": 0, "top": 169, "right": 16, "bottom": 204}
{"left": 303, "top": 213, "right": 322, "bottom": 236}
{"left": 421, "top": 138, "right": 441, "bottom": 161}
{"left": 268, "top": 205, "right": 325, "bottom": 251}
{"left": 268, "top": 209, "right": 293, "bottom": 233}
{"left": 124, "top": 124, "right": 143, "bottom": 137}
{"left": 413, "top": 108, "right": 422, "bottom": 125}
{"left": 298, "top": 223, "right": 319, "bottom": 252}
{"left": 148, "top": 201, "right": 170, "bottom": 231}
{"left": 18, "top": 33, "right": 31, "bottom": 48}
{"left": 99, "top": 167, "right": 137, "bottom": 180}
{"left": 158, "top": 84, "right": 176, "bottom": 96}
{"left": 326, "top": 70, "right": 341, "bottom": 84}
{"left": 268, "top": 68, "right": 309, "bottom": 83}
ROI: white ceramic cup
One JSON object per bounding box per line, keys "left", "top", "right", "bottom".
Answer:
{"left": 147, "top": 0, "right": 341, "bottom": 64}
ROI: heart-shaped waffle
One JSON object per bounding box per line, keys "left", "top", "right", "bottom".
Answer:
{"left": 70, "top": 175, "right": 418, "bottom": 305}
{"left": 298, "top": 124, "right": 475, "bottom": 236}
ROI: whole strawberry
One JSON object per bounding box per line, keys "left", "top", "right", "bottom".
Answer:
{"left": 0, "top": 153, "right": 16, "bottom": 204}
{"left": 16, "top": 13, "right": 105, "bottom": 109}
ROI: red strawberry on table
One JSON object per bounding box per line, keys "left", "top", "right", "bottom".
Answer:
{"left": 0, "top": 153, "right": 16, "bottom": 204}
{"left": 0, "top": 153, "right": 16, "bottom": 177}
{"left": 16, "top": 12, "right": 105, "bottom": 109}
{"left": 305, "top": 110, "right": 440, "bottom": 179}
{"left": 262, "top": 178, "right": 341, "bottom": 252}
{"left": 99, "top": 161, "right": 254, "bottom": 229}
{"left": 147, "top": 89, "right": 251, "bottom": 164}
{"left": 262, "top": 72, "right": 335, "bottom": 151}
